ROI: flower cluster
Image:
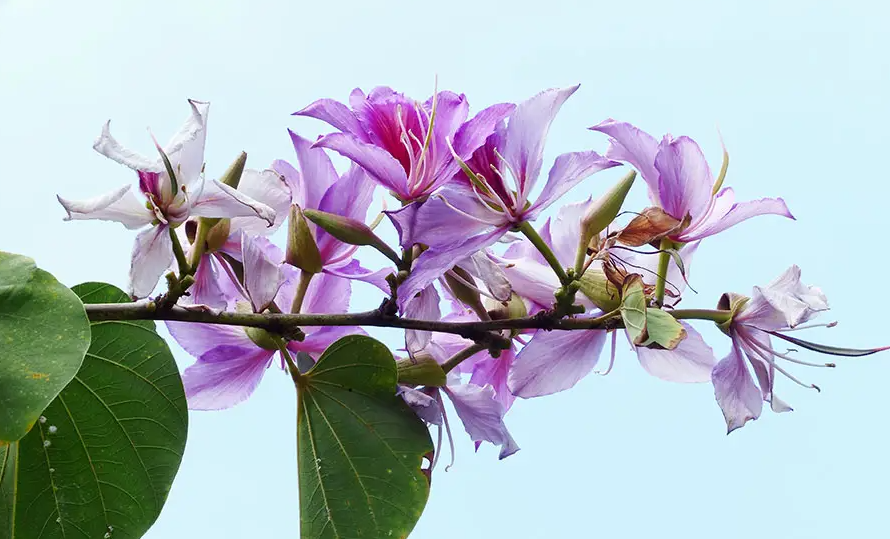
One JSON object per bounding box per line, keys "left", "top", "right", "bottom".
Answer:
{"left": 59, "top": 85, "right": 886, "bottom": 461}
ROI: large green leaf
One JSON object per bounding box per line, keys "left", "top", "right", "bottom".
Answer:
{"left": 297, "top": 335, "right": 433, "bottom": 539}
{"left": 0, "top": 252, "right": 91, "bottom": 443}
{"left": 639, "top": 308, "right": 687, "bottom": 350}
{"left": 0, "top": 282, "right": 188, "bottom": 539}
{"left": 620, "top": 274, "right": 648, "bottom": 345}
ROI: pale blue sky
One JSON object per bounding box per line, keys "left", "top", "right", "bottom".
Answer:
{"left": 2, "top": 0, "right": 889, "bottom": 537}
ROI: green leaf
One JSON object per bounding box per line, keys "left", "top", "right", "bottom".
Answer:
{"left": 297, "top": 335, "right": 433, "bottom": 539}
{"left": 0, "top": 252, "right": 91, "bottom": 443}
{"left": 0, "top": 282, "right": 188, "bottom": 539}
{"left": 620, "top": 274, "right": 648, "bottom": 345}
{"left": 638, "top": 308, "right": 687, "bottom": 350}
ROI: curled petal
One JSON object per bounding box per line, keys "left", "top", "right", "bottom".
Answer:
{"left": 182, "top": 345, "right": 275, "bottom": 411}
{"left": 129, "top": 224, "right": 173, "bottom": 298}
{"left": 457, "top": 251, "right": 512, "bottom": 302}
{"left": 444, "top": 382, "right": 519, "bottom": 459}
{"left": 231, "top": 169, "right": 292, "bottom": 234}
{"left": 57, "top": 184, "right": 154, "bottom": 230}
{"left": 92, "top": 120, "right": 160, "bottom": 172}
{"left": 509, "top": 328, "right": 607, "bottom": 398}
{"left": 323, "top": 260, "right": 391, "bottom": 294}
{"left": 711, "top": 342, "right": 763, "bottom": 433}
{"left": 589, "top": 118, "right": 660, "bottom": 197}
{"left": 398, "top": 386, "right": 443, "bottom": 425}
{"left": 190, "top": 179, "right": 275, "bottom": 225}
{"left": 163, "top": 99, "right": 209, "bottom": 184}
{"left": 634, "top": 322, "right": 715, "bottom": 383}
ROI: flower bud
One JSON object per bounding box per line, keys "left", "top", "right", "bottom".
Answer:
{"left": 580, "top": 170, "right": 636, "bottom": 245}
{"left": 443, "top": 266, "right": 486, "bottom": 317}
{"left": 286, "top": 205, "right": 322, "bottom": 274}
{"left": 219, "top": 151, "right": 248, "bottom": 189}
{"left": 396, "top": 352, "right": 447, "bottom": 387}
{"left": 204, "top": 219, "right": 231, "bottom": 253}
{"left": 716, "top": 292, "right": 749, "bottom": 334}
{"left": 303, "top": 209, "right": 402, "bottom": 266}
{"left": 487, "top": 292, "right": 528, "bottom": 321}
{"left": 244, "top": 326, "right": 281, "bottom": 351}
{"left": 578, "top": 268, "right": 622, "bottom": 312}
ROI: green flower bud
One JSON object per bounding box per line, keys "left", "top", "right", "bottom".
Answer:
{"left": 303, "top": 209, "right": 402, "bottom": 267}
{"left": 443, "top": 266, "right": 487, "bottom": 317}
{"left": 396, "top": 352, "right": 447, "bottom": 387}
{"left": 581, "top": 170, "right": 636, "bottom": 241}
{"left": 244, "top": 327, "right": 280, "bottom": 351}
{"left": 286, "top": 205, "right": 322, "bottom": 274}
{"left": 578, "top": 268, "right": 621, "bottom": 312}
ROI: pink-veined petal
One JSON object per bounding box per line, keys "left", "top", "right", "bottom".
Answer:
{"left": 527, "top": 150, "right": 620, "bottom": 218}
{"left": 187, "top": 254, "right": 231, "bottom": 310}
{"left": 129, "top": 225, "right": 173, "bottom": 298}
{"left": 470, "top": 348, "right": 516, "bottom": 412}
{"left": 293, "top": 98, "right": 365, "bottom": 138}
{"left": 242, "top": 235, "right": 284, "bottom": 313}
{"left": 503, "top": 85, "right": 579, "bottom": 196}
{"left": 444, "top": 381, "right": 520, "bottom": 459}
{"left": 231, "top": 169, "right": 292, "bottom": 235}
{"left": 182, "top": 345, "right": 275, "bottom": 410}
{"left": 166, "top": 320, "right": 252, "bottom": 359}
{"left": 589, "top": 119, "right": 661, "bottom": 201}
{"left": 451, "top": 103, "right": 516, "bottom": 159}
{"left": 654, "top": 135, "right": 714, "bottom": 222}
{"left": 92, "top": 120, "right": 160, "bottom": 172}
{"left": 509, "top": 328, "right": 607, "bottom": 398}
{"left": 290, "top": 325, "right": 366, "bottom": 356}
{"left": 634, "top": 322, "right": 715, "bottom": 383}
{"left": 678, "top": 187, "right": 794, "bottom": 242}
{"left": 190, "top": 179, "right": 275, "bottom": 225}
{"left": 397, "top": 227, "right": 508, "bottom": 311}
{"left": 711, "top": 340, "right": 763, "bottom": 433}
{"left": 313, "top": 132, "right": 407, "bottom": 194}
{"left": 409, "top": 190, "right": 506, "bottom": 249}
{"left": 57, "top": 184, "right": 154, "bottom": 230}
{"left": 403, "top": 285, "right": 441, "bottom": 354}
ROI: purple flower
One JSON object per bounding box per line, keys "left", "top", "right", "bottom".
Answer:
{"left": 711, "top": 266, "right": 831, "bottom": 432}
{"left": 57, "top": 100, "right": 275, "bottom": 297}
{"left": 296, "top": 86, "right": 514, "bottom": 203}
{"left": 167, "top": 235, "right": 362, "bottom": 410}
{"left": 502, "top": 201, "right": 716, "bottom": 398}
{"left": 589, "top": 119, "right": 793, "bottom": 243}
{"left": 392, "top": 86, "right": 620, "bottom": 309}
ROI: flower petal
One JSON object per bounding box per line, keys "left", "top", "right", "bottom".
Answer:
{"left": 457, "top": 251, "right": 512, "bottom": 302}
{"left": 287, "top": 130, "right": 339, "bottom": 209}
{"left": 162, "top": 99, "right": 209, "bottom": 184}
{"left": 403, "top": 285, "right": 441, "bottom": 354}
{"left": 503, "top": 85, "right": 579, "bottom": 196}
{"left": 653, "top": 135, "right": 714, "bottom": 222}
{"left": 679, "top": 187, "right": 794, "bottom": 242}
{"left": 397, "top": 227, "right": 508, "bottom": 311}
{"left": 509, "top": 328, "right": 607, "bottom": 398}
{"left": 242, "top": 235, "right": 284, "bottom": 312}
{"left": 166, "top": 320, "right": 252, "bottom": 358}
{"left": 313, "top": 132, "right": 407, "bottom": 194}
{"left": 293, "top": 98, "right": 365, "bottom": 138}
{"left": 588, "top": 119, "right": 660, "bottom": 199}
{"left": 92, "top": 121, "right": 160, "bottom": 172}
{"left": 57, "top": 184, "right": 154, "bottom": 230}
{"left": 711, "top": 341, "right": 763, "bottom": 433}
{"left": 549, "top": 198, "right": 590, "bottom": 267}
{"left": 451, "top": 103, "right": 516, "bottom": 159}
{"left": 231, "top": 169, "right": 293, "bottom": 235}
{"left": 397, "top": 386, "right": 443, "bottom": 425}
{"left": 182, "top": 345, "right": 275, "bottom": 410}
{"left": 190, "top": 179, "right": 276, "bottom": 225}
{"left": 323, "top": 260, "right": 391, "bottom": 294}
{"left": 634, "top": 322, "right": 715, "bottom": 383}
{"left": 316, "top": 164, "right": 376, "bottom": 261}
{"left": 444, "top": 381, "right": 520, "bottom": 459}
{"left": 527, "top": 150, "right": 620, "bottom": 219}
{"left": 470, "top": 348, "right": 516, "bottom": 412}
{"left": 500, "top": 258, "right": 562, "bottom": 309}
{"left": 188, "top": 254, "right": 232, "bottom": 310}
{"left": 129, "top": 224, "right": 173, "bottom": 298}
{"left": 301, "top": 270, "right": 352, "bottom": 315}
{"left": 291, "top": 325, "right": 366, "bottom": 356}
{"left": 409, "top": 190, "right": 506, "bottom": 249}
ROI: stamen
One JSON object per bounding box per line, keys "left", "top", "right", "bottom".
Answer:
{"left": 595, "top": 331, "right": 618, "bottom": 375}
{"left": 445, "top": 136, "right": 493, "bottom": 197}
{"left": 433, "top": 193, "right": 504, "bottom": 226}
{"left": 438, "top": 391, "right": 456, "bottom": 471}
{"left": 744, "top": 332, "right": 835, "bottom": 368}
{"left": 215, "top": 252, "right": 250, "bottom": 302}
{"left": 741, "top": 333, "right": 821, "bottom": 392}
{"left": 493, "top": 148, "right": 526, "bottom": 210}
{"left": 487, "top": 162, "right": 519, "bottom": 210}
{"left": 775, "top": 321, "right": 838, "bottom": 332}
